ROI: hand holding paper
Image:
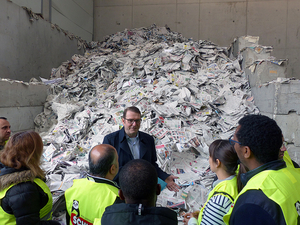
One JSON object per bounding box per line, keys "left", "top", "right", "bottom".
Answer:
{"left": 165, "top": 175, "right": 180, "bottom": 192}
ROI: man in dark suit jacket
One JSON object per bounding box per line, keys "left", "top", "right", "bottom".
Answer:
{"left": 103, "top": 106, "right": 179, "bottom": 192}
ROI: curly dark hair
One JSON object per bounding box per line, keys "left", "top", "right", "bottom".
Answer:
{"left": 119, "top": 159, "right": 157, "bottom": 201}
{"left": 236, "top": 115, "right": 282, "bottom": 164}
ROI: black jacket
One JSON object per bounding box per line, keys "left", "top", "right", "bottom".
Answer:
{"left": 101, "top": 203, "right": 178, "bottom": 225}
{"left": 103, "top": 127, "right": 170, "bottom": 183}
{"left": 0, "top": 163, "right": 60, "bottom": 225}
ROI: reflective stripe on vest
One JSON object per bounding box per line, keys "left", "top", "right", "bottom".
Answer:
{"left": 224, "top": 167, "right": 300, "bottom": 225}
{"left": 65, "top": 178, "right": 119, "bottom": 225}
{"left": 0, "top": 178, "right": 53, "bottom": 225}
{"left": 198, "top": 176, "right": 238, "bottom": 224}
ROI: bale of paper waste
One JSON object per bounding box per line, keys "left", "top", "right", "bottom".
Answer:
{"left": 35, "top": 24, "right": 259, "bottom": 223}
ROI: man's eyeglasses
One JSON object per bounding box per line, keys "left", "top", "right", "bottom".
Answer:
{"left": 124, "top": 118, "right": 142, "bottom": 124}
{"left": 229, "top": 135, "right": 242, "bottom": 145}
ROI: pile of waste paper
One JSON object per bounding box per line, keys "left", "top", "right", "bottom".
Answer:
{"left": 35, "top": 24, "right": 259, "bottom": 223}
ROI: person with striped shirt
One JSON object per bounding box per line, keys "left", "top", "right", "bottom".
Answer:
{"left": 183, "top": 139, "right": 241, "bottom": 225}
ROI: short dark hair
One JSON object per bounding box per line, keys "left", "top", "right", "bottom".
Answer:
{"left": 209, "top": 139, "right": 238, "bottom": 175}
{"left": 0, "top": 117, "right": 7, "bottom": 120}
{"left": 236, "top": 114, "right": 282, "bottom": 164}
{"left": 123, "top": 106, "right": 141, "bottom": 119}
{"left": 88, "top": 145, "right": 116, "bottom": 177}
{"left": 119, "top": 159, "right": 157, "bottom": 201}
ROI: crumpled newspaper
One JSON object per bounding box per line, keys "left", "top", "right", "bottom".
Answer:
{"left": 35, "top": 24, "right": 259, "bottom": 222}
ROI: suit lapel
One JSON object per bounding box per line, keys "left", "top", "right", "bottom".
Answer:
{"left": 119, "top": 128, "right": 133, "bottom": 159}
{"left": 120, "top": 140, "right": 133, "bottom": 158}
{"left": 139, "top": 133, "right": 148, "bottom": 159}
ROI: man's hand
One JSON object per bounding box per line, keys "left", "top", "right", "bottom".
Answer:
{"left": 165, "top": 175, "right": 180, "bottom": 192}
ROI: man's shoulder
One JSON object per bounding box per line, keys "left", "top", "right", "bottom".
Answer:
{"left": 103, "top": 204, "right": 177, "bottom": 222}
{"left": 231, "top": 189, "right": 285, "bottom": 225}
{"left": 105, "top": 203, "right": 174, "bottom": 214}
{"left": 105, "top": 202, "right": 126, "bottom": 211}
{"left": 66, "top": 178, "right": 119, "bottom": 194}
{"left": 234, "top": 189, "right": 283, "bottom": 217}
{"left": 65, "top": 178, "right": 88, "bottom": 191}
{"left": 237, "top": 189, "right": 274, "bottom": 205}
{"left": 104, "top": 129, "right": 122, "bottom": 140}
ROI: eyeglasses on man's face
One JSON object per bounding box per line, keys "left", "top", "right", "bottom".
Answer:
{"left": 124, "top": 118, "right": 142, "bottom": 124}
{"left": 229, "top": 135, "right": 242, "bottom": 145}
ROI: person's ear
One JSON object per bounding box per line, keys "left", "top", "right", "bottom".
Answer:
{"left": 244, "top": 146, "right": 251, "bottom": 159}
{"left": 215, "top": 159, "right": 221, "bottom": 168}
{"left": 156, "top": 184, "right": 161, "bottom": 196}
{"left": 118, "top": 189, "right": 125, "bottom": 200}
{"left": 122, "top": 117, "right": 125, "bottom": 124}
{"left": 109, "top": 164, "right": 117, "bottom": 175}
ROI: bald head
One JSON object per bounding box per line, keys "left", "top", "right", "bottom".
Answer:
{"left": 89, "top": 144, "right": 118, "bottom": 179}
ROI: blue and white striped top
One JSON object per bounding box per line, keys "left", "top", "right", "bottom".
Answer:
{"left": 188, "top": 175, "right": 236, "bottom": 225}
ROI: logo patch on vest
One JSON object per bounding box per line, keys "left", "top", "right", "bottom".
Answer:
{"left": 71, "top": 200, "right": 80, "bottom": 217}
{"left": 295, "top": 201, "right": 300, "bottom": 216}
{"left": 70, "top": 200, "right": 92, "bottom": 225}
{"left": 71, "top": 213, "right": 92, "bottom": 225}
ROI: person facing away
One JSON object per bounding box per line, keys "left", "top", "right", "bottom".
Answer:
{"left": 223, "top": 114, "right": 300, "bottom": 225}
{"left": 65, "top": 144, "right": 122, "bottom": 225}
{"left": 0, "top": 117, "right": 11, "bottom": 150}
{"left": 103, "top": 106, "right": 179, "bottom": 192}
{"left": 183, "top": 139, "right": 240, "bottom": 225}
{"left": 0, "top": 131, "right": 60, "bottom": 225}
{"left": 100, "top": 159, "right": 178, "bottom": 225}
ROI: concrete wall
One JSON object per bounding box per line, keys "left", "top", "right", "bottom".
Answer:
{"left": 236, "top": 37, "right": 300, "bottom": 166}
{"left": 0, "top": 0, "right": 84, "bottom": 82}
{"left": 11, "top": 0, "right": 41, "bottom": 13}
{"left": 51, "top": 0, "right": 93, "bottom": 41}
{"left": 94, "top": 0, "right": 300, "bottom": 79}
{"left": 0, "top": 0, "right": 87, "bottom": 132}
{"left": 0, "top": 80, "right": 48, "bottom": 133}
{"left": 11, "top": 0, "right": 93, "bottom": 41}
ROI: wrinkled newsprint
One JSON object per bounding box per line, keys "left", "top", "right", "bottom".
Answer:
{"left": 35, "top": 25, "right": 259, "bottom": 223}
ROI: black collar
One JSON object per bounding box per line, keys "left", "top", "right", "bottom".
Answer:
{"left": 87, "top": 174, "right": 120, "bottom": 189}
{"left": 241, "top": 159, "right": 286, "bottom": 186}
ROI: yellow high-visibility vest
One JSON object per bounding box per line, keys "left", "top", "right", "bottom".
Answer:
{"left": 198, "top": 176, "right": 238, "bottom": 224}
{"left": 283, "top": 151, "right": 294, "bottom": 168}
{"left": 0, "top": 178, "right": 53, "bottom": 224}
{"left": 224, "top": 167, "right": 300, "bottom": 225}
{"left": 65, "top": 177, "right": 119, "bottom": 225}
